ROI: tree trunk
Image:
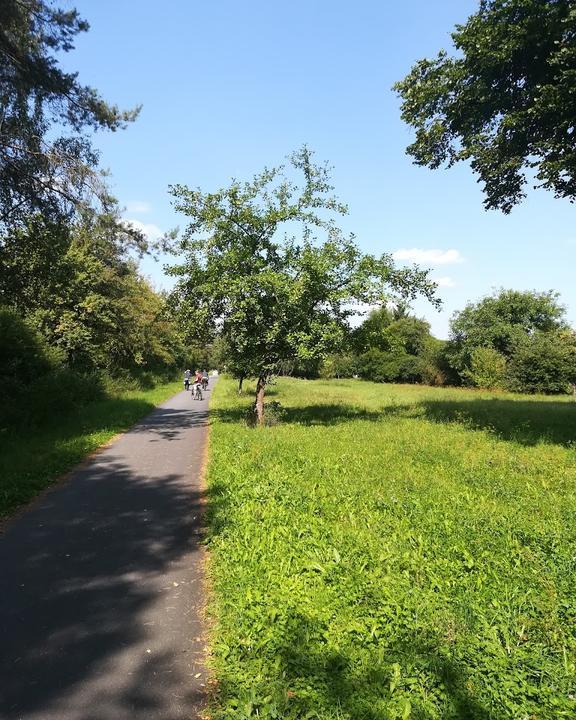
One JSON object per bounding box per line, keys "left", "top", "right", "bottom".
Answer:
{"left": 238, "top": 374, "right": 244, "bottom": 394}
{"left": 254, "top": 374, "right": 266, "bottom": 425}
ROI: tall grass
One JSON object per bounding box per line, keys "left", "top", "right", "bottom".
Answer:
{"left": 206, "top": 377, "right": 576, "bottom": 719}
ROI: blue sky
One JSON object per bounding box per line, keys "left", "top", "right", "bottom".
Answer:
{"left": 65, "top": 0, "right": 575, "bottom": 338}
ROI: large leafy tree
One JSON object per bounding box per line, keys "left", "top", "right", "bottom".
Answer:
{"left": 394, "top": 0, "right": 576, "bottom": 212}
{"left": 0, "top": 0, "right": 139, "bottom": 227}
{"left": 353, "top": 308, "right": 444, "bottom": 384}
{"left": 168, "top": 148, "right": 438, "bottom": 423}
{"left": 447, "top": 288, "right": 569, "bottom": 386}
{"left": 0, "top": 213, "right": 181, "bottom": 372}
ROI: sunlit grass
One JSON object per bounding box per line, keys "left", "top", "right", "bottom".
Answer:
{"left": 206, "top": 377, "right": 576, "bottom": 719}
{"left": 0, "top": 381, "right": 181, "bottom": 519}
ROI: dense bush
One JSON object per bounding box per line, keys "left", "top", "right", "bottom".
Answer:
{"left": 448, "top": 290, "right": 576, "bottom": 394}
{"left": 319, "top": 354, "right": 359, "bottom": 379}
{"left": 507, "top": 332, "right": 576, "bottom": 394}
{"left": 461, "top": 347, "right": 508, "bottom": 390}
{"left": 0, "top": 307, "right": 104, "bottom": 429}
{"left": 348, "top": 308, "right": 446, "bottom": 385}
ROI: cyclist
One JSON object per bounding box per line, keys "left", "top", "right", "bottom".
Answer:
{"left": 184, "top": 369, "right": 191, "bottom": 391}
{"left": 201, "top": 369, "right": 209, "bottom": 390}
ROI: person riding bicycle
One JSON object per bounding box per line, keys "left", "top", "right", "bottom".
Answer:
{"left": 183, "top": 369, "right": 191, "bottom": 391}
{"left": 192, "top": 370, "right": 203, "bottom": 400}
{"left": 201, "top": 369, "right": 209, "bottom": 390}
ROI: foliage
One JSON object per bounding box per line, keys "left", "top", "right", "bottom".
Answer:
{"left": 394, "top": 0, "right": 576, "bottom": 212}
{"left": 351, "top": 306, "right": 394, "bottom": 352}
{"left": 0, "top": 214, "right": 183, "bottom": 373}
{"left": 0, "top": 305, "right": 101, "bottom": 428}
{"left": 0, "top": 0, "right": 139, "bottom": 227}
{"left": 168, "top": 148, "right": 437, "bottom": 421}
{"left": 447, "top": 289, "right": 568, "bottom": 389}
{"left": 319, "top": 353, "right": 359, "bottom": 379}
{"left": 352, "top": 308, "right": 444, "bottom": 384}
{"left": 507, "top": 330, "right": 576, "bottom": 394}
{"left": 206, "top": 376, "right": 576, "bottom": 719}
{"left": 358, "top": 347, "right": 424, "bottom": 383}
{"left": 0, "top": 304, "right": 60, "bottom": 384}
{"left": 461, "top": 346, "right": 508, "bottom": 390}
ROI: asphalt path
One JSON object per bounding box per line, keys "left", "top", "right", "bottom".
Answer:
{"left": 0, "top": 382, "right": 214, "bottom": 720}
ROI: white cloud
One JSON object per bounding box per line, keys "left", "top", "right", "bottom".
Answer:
{"left": 123, "top": 218, "right": 164, "bottom": 242}
{"left": 392, "top": 248, "right": 465, "bottom": 265}
{"left": 434, "top": 276, "right": 456, "bottom": 288}
{"left": 125, "top": 201, "right": 151, "bottom": 214}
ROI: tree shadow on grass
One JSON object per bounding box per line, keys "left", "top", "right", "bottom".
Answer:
{"left": 215, "top": 613, "right": 496, "bottom": 719}
{"left": 273, "top": 615, "right": 494, "bottom": 720}
{"left": 211, "top": 404, "right": 399, "bottom": 427}
{"left": 419, "top": 397, "right": 576, "bottom": 447}
{"left": 212, "top": 396, "right": 576, "bottom": 447}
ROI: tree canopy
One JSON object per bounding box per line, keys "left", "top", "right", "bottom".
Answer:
{"left": 0, "top": 0, "right": 139, "bottom": 227}
{"left": 168, "top": 148, "right": 438, "bottom": 422}
{"left": 446, "top": 288, "right": 576, "bottom": 392}
{"left": 394, "top": 0, "right": 576, "bottom": 212}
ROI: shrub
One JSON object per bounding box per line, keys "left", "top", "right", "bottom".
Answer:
{"left": 319, "top": 354, "right": 359, "bottom": 379}
{"left": 0, "top": 306, "right": 104, "bottom": 429}
{"left": 507, "top": 332, "right": 576, "bottom": 394}
{"left": 461, "top": 347, "right": 507, "bottom": 389}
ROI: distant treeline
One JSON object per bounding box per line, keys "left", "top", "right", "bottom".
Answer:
{"left": 279, "top": 290, "right": 576, "bottom": 395}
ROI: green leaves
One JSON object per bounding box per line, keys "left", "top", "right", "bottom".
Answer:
{"left": 446, "top": 288, "right": 575, "bottom": 393}
{"left": 168, "top": 148, "right": 438, "bottom": 410}
{"left": 395, "top": 0, "right": 576, "bottom": 212}
{"left": 0, "top": 1, "right": 139, "bottom": 226}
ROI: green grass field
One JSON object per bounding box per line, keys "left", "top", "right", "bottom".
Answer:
{"left": 0, "top": 380, "right": 181, "bottom": 519}
{"left": 206, "top": 377, "right": 576, "bottom": 719}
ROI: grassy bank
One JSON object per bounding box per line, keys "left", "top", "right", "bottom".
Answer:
{"left": 206, "top": 377, "right": 576, "bottom": 719}
{"left": 0, "top": 380, "right": 181, "bottom": 519}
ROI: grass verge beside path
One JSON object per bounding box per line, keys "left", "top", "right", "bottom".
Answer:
{"left": 206, "top": 377, "right": 576, "bottom": 720}
{"left": 0, "top": 380, "right": 181, "bottom": 519}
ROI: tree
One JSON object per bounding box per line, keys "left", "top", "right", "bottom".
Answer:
{"left": 351, "top": 306, "right": 394, "bottom": 353}
{"left": 394, "top": 0, "right": 576, "bottom": 212}
{"left": 352, "top": 308, "right": 445, "bottom": 385}
{"left": 0, "top": 212, "right": 181, "bottom": 374}
{"left": 448, "top": 289, "right": 566, "bottom": 370}
{"left": 0, "top": 0, "right": 139, "bottom": 227}
{"left": 461, "top": 346, "right": 508, "bottom": 389}
{"left": 507, "top": 330, "right": 576, "bottom": 393}
{"left": 447, "top": 288, "right": 570, "bottom": 389}
{"left": 168, "top": 148, "right": 438, "bottom": 423}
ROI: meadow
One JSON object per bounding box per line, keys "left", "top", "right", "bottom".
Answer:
{"left": 0, "top": 380, "right": 181, "bottom": 519}
{"left": 206, "top": 377, "right": 576, "bottom": 719}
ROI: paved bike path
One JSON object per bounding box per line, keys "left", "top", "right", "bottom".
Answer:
{"left": 0, "top": 385, "right": 213, "bottom": 720}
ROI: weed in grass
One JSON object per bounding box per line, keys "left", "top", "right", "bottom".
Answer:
{"left": 205, "top": 377, "right": 576, "bottom": 719}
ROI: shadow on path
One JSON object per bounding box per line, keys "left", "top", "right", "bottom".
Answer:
{"left": 133, "top": 407, "right": 210, "bottom": 440}
{"left": 0, "top": 417, "right": 209, "bottom": 719}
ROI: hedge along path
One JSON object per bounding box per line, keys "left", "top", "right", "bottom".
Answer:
{"left": 0, "top": 383, "right": 215, "bottom": 720}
